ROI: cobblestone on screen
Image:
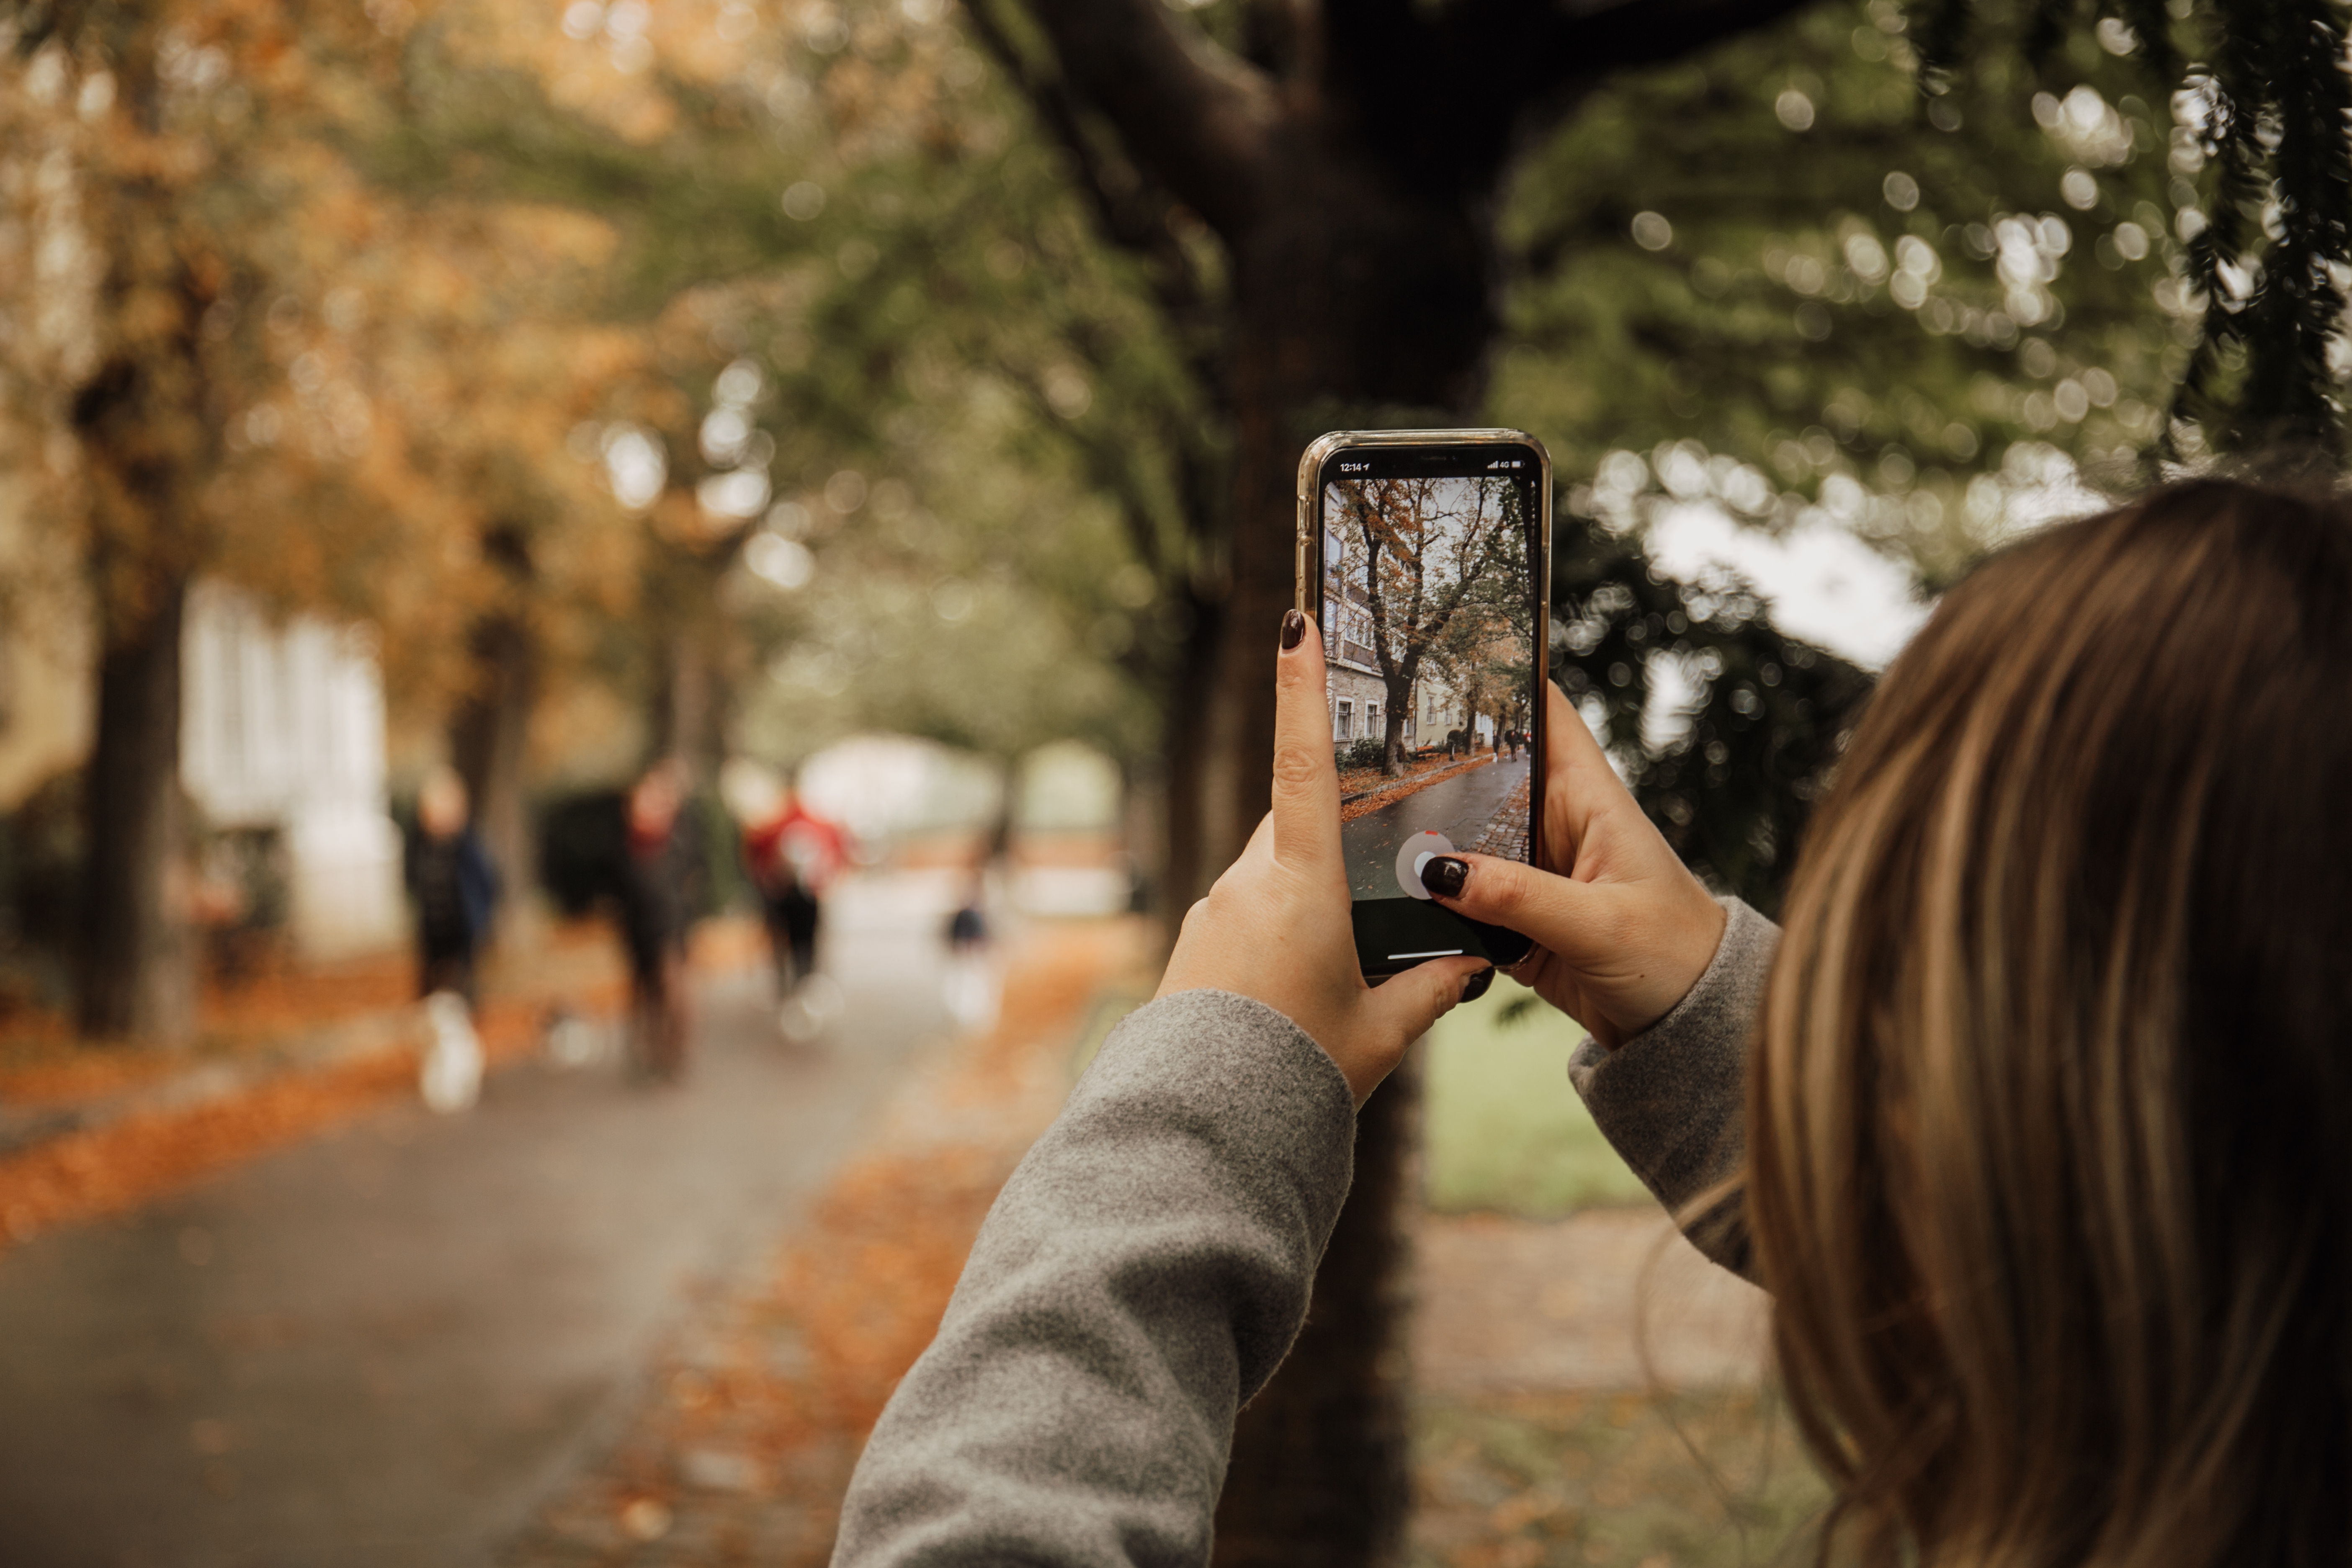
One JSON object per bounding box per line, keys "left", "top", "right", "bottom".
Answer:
{"left": 1467, "top": 775, "right": 1531, "bottom": 861}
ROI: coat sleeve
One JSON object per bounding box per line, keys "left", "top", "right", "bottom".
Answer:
{"left": 1566, "top": 896, "right": 1779, "bottom": 1282}
{"left": 832, "top": 988, "right": 1359, "bottom": 1568}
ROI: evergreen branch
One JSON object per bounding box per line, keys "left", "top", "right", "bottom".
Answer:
{"left": 1905, "top": 0, "right": 1973, "bottom": 84}
{"left": 2115, "top": 0, "right": 2183, "bottom": 92}
{"left": 1921, "top": 0, "right": 2351, "bottom": 461}
{"left": 2237, "top": 0, "right": 2352, "bottom": 452}
{"left": 1428, "top": 0, "right": 1819, "bottom": 178}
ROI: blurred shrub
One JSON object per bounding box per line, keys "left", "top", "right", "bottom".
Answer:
{"left": 537, "top": 788, "right": 626, "bottom": 918}
{"left": 0, "top": 769, "right": 84, "bottom": 1010}
{"left": 1551, "top": 515, "right": 1875, "bottom": 916}
{"left": 195, "top": 826, "right": 292, "bottom": 989}
{"left": 536, "top": 786, "right": 742, "bottom": 920}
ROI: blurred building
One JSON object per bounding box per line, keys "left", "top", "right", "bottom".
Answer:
{"left": 0, "top": 555, "right": 404, "bottom": 959}
{"left": 180, "top": 583, "right": 405, "bottom": 959}
{"left": 1414, "top": 677, "right": 1494, "bottom": 751}
{"left": 796, "top": 734, "right": 1003, "bottom": 856}
{"left": 1321, "top": 527, "right": 1395, "bottom": 748}
{"left": 1008, "top": 740, "right": 1128, "bottom": 917}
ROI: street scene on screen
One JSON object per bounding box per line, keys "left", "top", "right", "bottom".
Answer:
{"left": 1319, "top": 472, "right": 1537, "bottom": 904}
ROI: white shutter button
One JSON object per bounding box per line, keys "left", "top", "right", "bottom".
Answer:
{"left": 1395, "top": 830, "right": 1456, "bottom": 900}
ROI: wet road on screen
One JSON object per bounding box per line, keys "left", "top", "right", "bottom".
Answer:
{"left": 1341, "top": 754, "right": 1530, "bottom": 901}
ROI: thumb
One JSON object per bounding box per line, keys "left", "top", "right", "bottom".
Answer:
{"left": 1365, "top": 955, "right": 1492, "bottom": 1052}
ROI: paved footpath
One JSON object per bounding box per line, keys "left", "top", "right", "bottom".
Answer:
{"left": 1415, "top": 1210, "right": 1772, "bottom": 1394}
{"left": 0, "top": 873, "right": 966, "bottom": 1568}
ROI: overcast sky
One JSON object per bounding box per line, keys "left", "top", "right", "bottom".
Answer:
{"left": 1644, "top": 501, "right": 1932, "bottom": 670}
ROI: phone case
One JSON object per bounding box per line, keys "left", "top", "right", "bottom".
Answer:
{"left": 1296, "top": 429, "right": 1553, "bottom": 975}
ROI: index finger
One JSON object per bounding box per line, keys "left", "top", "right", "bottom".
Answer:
{"left": 1270, "top": 609, "right": 1342, "bottom": 871}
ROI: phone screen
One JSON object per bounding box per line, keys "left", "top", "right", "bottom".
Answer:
{"left": 1309, "top": 438, "right": 1546, "bottom": 974}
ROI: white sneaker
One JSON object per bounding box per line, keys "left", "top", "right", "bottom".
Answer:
{"left": 942, "top": 956, "right": 1000, "bottom": 1032}
{"left": 541, "top": 1009, "right": 604, "bottom": 1070}
{"left": 778, "top": 974, "right": 845, "bottom": 1043}
{"left": 420, "top": 991, "right": 484, "bottom": 1113}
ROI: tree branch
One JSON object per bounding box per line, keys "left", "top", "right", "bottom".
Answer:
{"left": 1440, "top": 0, "right": 1824, "bottom": 154}
{"left": 1001, "top": 0, "right": 1281, "bottom": 237}
{"left": 1481, "top": 0, "right": 1821, "bottom": 77}
{"left": 963, "top": 0, "right": 1206, "bottom": 312}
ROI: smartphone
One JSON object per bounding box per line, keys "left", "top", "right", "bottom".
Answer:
{"left": 1295, "top": 429, "right": 1550, "bottom": 979}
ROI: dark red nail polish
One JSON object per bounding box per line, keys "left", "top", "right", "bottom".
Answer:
{"left": 1461, "top": 968, "right": 1494, "bottom": 1002}
{"left": 1425, "top": 856, "right": 1469, "bottom": 898}
{"left": 1280, "top": 608, "right": 1307, "bottom": 650}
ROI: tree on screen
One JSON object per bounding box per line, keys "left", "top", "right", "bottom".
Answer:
{"left": 1334, "top": 475, "right": 1523, "bottom": 776}
{"left": 1427, "top": 483, "right": 1539, "bottom": 760}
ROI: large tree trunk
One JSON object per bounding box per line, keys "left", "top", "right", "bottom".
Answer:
{"left": 450, "top": 528, "right": 538, "bottom": 937}
{"left": 1215, "top": 1056, "right": 1423, "bottom": 1565}
{"left": 994, "top": 3, "right": 1819, "bottom": 1558}
{"left": 1204, "top": 145, "right": 1491, "bottom": 1568}
{"left": 653, "top": 621, "right": 722, "bottom": 777}
{"left": 1157, "top": 591, "right": 1226, "bottom": 929}
{"left": 1382, "top": 667, "right": 1416, "bottom": 776}
{"left": 77, "top": 574, "right": 196, "bottom": 1044}
{"left": 69, "top": 29, "right": 214, "bottom": 1046}
{"left": 1165, "top": 155, "right": 1491, "bottom": 909}
{"left": 449, "top": 614, "right": 537, "bottom": 933}
{"left": 641, "top": 518, "right": 739, "bottom": 781}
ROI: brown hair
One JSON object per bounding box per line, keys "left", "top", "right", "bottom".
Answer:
{"left": 1748, "top": 480, "right": 2352, "bottom": 1566}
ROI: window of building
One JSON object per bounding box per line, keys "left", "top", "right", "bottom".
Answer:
{"left": 1335, "top": 699, "right": 1352, "bottom": 741}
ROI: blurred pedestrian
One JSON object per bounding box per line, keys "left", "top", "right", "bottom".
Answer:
{"left": 744, "top": 786, "right": 847, "bottom": 994}
{"left": 404, "top": 765, "right": 499, "bottom": 1112}
{"left": 618, "top": 759, "right": 704, "bottom": 1081}
{"left": 940, "top": 862, "right": 997, "bottom": 1032}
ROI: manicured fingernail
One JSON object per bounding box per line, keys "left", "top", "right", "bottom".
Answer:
{"left": 1425, "top": 856, "right": 1468, "bottom": 898}
{"left": 1280, "top": 608, "right": 1306, "bottom": 650}
{"left": 1461, "top": 968, "right": 1494, "bottom": 1002}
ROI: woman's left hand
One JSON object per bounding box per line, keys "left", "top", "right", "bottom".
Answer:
{"left": 1156, "top": 610, "right": 1491, "bottom": 1105}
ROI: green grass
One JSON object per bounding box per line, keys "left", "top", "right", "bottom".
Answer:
{"left": 1074, "top": 974, "right": 1652, "bottom": 1218}
{"left": 1412, "top": 1388, "right": 1829, "bottom": 1568}
{"left": 1422, "top": 982, "right": 1651, "bottom": 1216}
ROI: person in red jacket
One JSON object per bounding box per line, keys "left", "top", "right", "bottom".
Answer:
{"left": 743, "top": 788, "right": 847, "bottom": 996}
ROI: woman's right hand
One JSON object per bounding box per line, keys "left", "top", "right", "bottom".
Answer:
{"left": 1424, "top": 682, "right": 1726, "bottom": 1050}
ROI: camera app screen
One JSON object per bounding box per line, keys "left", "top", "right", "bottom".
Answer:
{"left": 1319, "top": 458, "right": 1540, "bottom": 926}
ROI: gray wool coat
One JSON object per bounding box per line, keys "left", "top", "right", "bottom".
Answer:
{"left": 831, "top": 897, "right": 1780, "bottom": 1568}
